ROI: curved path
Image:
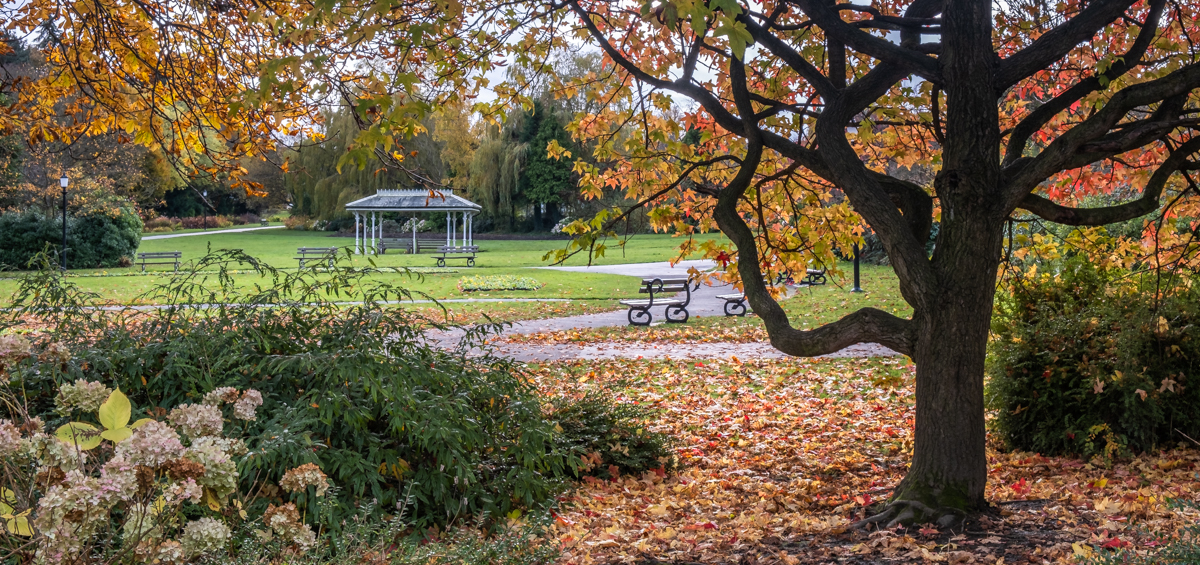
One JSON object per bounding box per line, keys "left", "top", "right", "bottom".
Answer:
{"left": 432, "top": 260, "right": 900, "bottom": 361}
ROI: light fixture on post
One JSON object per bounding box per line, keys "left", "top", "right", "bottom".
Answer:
{"left": 60, "top": 175, "right": 69, "bottom": 271}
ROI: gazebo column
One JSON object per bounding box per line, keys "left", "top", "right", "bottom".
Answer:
{"left": 354, "top": 213, "right": 360, "bottom": 255}
{"left": 411, "top": 216, "right": 417, "bottom": 254}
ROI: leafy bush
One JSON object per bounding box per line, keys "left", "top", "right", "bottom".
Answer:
{"left": 284, "top": 215, "right": 316, "bottom": 230}
{"left": 0, "top": 208, "right": 141, "bottom": 270}
{"left": 987, "top": 257, "right": 1200, "bottom": 457}
{"left": 2, "top": 252, "right": 574, "bottom": 529}
{"left": 548, "top": 392, "right": 677, "bottom": 480}
{"left": 458, "top": 275, "right": 544, "bottom": 292}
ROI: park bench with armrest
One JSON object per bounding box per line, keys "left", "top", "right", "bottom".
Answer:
{"left": 260, "top": 218, "right": 270, "bottom": 226}
{"left": 620, "top": 276, "right": 699, "bottom": 326}
{"left": 136, "top": 251, "right": 182, "bottom": 272}
{"left": 380, "top": 235, "right": 447, "bottom": 254}
{"left": 434, "top": 245, "right": 479, "bottom": 267}
{"left": 716, "top": 269, "right": 828, "bottom": 316}
{"left": 295, "top": 247, "right": 338, "bottom": 268}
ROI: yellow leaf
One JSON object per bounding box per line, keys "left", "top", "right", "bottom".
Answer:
{"left": 55, "top": 422, "right": 102, "bottom": 450}
{"left": 98, "top": 389, "right": 132, "bottom": 431}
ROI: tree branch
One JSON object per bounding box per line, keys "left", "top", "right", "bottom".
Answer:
{"left": 1003, "top": 0, "right": 1166, "bottom": 165}
{"left": 1018, "top": 136, "right": 1200, "bottom": 225}
{"left": 996, "top": 0, "right": 1138, "bottom": 89}
{"left": 791, "top": 0, "right": 941, "bottom": 82}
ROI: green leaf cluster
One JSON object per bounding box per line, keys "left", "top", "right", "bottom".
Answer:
{"left": 987, "top": 256, "right": 1200, "bottom": 458}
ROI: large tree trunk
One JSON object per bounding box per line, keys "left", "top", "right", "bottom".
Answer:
{"left": 887, "top": 222, "right": 1003, "bottom": 524}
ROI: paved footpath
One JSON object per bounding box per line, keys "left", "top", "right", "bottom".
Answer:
{"left": 142, "top": 226, "right": 285, "bottom": 240}
{"left": 431, "top": 260, "right": 900, "bottom": 361}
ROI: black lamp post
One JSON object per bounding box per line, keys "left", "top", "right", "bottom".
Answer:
{"left": 203, "top": 190, "right": 208, "bottom": 231}
{"left": 851, "top": 242, "right": 864, "bottom": 293}
{"left": 60, "top": 175, "right": 69, "bottom": 271}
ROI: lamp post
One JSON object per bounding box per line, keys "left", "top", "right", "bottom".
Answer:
{"left": 60, "top": 175, "right": 69, "bottom": 271}
{"left": 850, "top": 243, "right": 864, "bottom": 293}
{"left": 203, "top": 190, "right": 208, "bottom": 230}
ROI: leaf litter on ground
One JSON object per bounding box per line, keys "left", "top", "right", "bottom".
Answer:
{"left": 527, "top": 356, "right": 1200, "bottom": 564}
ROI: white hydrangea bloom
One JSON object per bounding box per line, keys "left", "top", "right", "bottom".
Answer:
{"left": 179, "top": 517, "right": 231, "bottom": 557}
{"left": 168, "top": 403, "right": 223, "bottom": 439}
{"left": 184, "top": 437, "right": 238, "bottom": 499}
{"left": 54, "top": 379, "right": 112, "bottom": 413}
{"left": 232, "top": 389, "right": 263, "bottom": 421}
{"left": 115, "top": 421, "right": 183, "bottom": 467}
{"left": 202, "top": 387, "right": 239, "bottom": 406}
{"left": 0, "top": 419, "right": 22, "bottom": 457}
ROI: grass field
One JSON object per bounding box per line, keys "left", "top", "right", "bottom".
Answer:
{"left": 0, "top": 230, "right": 727, "bottom": 306}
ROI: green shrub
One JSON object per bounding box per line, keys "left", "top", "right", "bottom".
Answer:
{"left": 3, "top": 251, "right": 574, "bottom": 529}
{"left": 548, "top": 392, "right": 677, "bottom": 480}
{"left": 457, "top": 275, "right": 544, "bottom": 292}
{"left": 987, "top": 257, "right": 1200, "bottom": 457}
{"left": 0, "top": 208, "right": 141, "bottom": 269}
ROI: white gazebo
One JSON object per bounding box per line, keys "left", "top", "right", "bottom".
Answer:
{"left": 345, "top": 188, "right": 482, "bottom": 255}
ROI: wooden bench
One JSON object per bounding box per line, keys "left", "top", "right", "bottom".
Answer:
{"left": 260, "top": 218, "right": 270, "bottom": 227}
{"left": 295, "top": 247, "right": 337, "bottom": 268}
{"left": 434, "top": 245, "right": 479, "bottom": 267}
{"left": 136, "top": 251, "right": 182, "bottom": 272}
{"left": 379, "top": 235, "right": 445, "bottom": 254}
{"left": 620, "top": 277, "right": 699, "bottom": 326}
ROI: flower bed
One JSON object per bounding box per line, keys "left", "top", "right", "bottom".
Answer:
{"left": 457, "top": 275, "right": 544, "bottom": 292}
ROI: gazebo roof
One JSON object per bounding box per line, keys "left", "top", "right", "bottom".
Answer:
{"left": 345, "top": 189, "right": 481, "bottom": 213}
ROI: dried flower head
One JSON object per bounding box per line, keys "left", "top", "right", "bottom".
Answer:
{"left": 263, "top": 503, "right": 316, "bottom": 549}
{"left": 232, "top": 389, "right": 263, "bottom": 421}
{"left": 41, "top": 342, "right": 72, "bottom": 363}
{"left": 168, "top": 403, "right": 223, "bottom": 439}
{"left": 202, "top": 387, "right": 240, "bottom": 406}
{"left": 0, "top": 334, "right": 31, "bottom": 371}
{"left": 279, "top": 463, "right": 329, "bottom": 497}
{"left": 179, "top": 517, "right": 231, "bottom": 557}
{"left": 0, "top": 419, "right": 22, "bottom": 457}
{"left": 115, "top": 421, "right": 183, "bottom": 468}
{"left": 184, "top": 437, "right": 238, "bottom": 500}
{"left": 54, "top": 379, "right": 112, "bottom": 413}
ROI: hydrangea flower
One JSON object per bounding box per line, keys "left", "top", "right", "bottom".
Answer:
{"left": 97, "top": 456, "right": 139, "bottom": 505}
{"left": 168, "top": 403, "right": 223, "bottom": 439}
{"left": 279, "top": 462, "right": 330, "bottom": 497}
{"left": 179, "top": 517, "right": 231, "bottom": 557}
{"left": 0, "top": 419, "right": 22, "bottom": 457}
{"left": 202, "top": 387, "right": 239, "bottom": 406}
{"left": 184, "top": 437, "right": 238, "bottom": 500}
{"left": 54, "top": 379, "right": 112, "bottom": 413}
{"left": 232, "top": 389, "right": 263, "bottom": 421}
{"left": 163, "top": 477, "right": 203, "bottom": 504}
{"left": 115, "top": 421, "right": 184, "bottom": 467}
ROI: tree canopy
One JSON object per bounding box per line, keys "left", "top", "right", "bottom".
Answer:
{"left": 4, "top": 0, "right": 1200, "bottom": 526}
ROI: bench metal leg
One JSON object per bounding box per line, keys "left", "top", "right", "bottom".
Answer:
{"left": 466, "top": 258, "right": 475, "bottom": 267}
{"left": 724, "top": 299, "right": 747, "bottom": 317}
{"left": 665, "top": 305, "right": 689, "bottom": 323}
{"left": 436, "top": 258, "right": 446, "bottom": 267}
{"left": 627, "top": 307, "right": 652, "bottom": 326}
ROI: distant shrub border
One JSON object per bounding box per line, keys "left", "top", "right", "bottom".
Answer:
{"left": 458, "top": 275, "right": 544, "bottom": 292}
{"left": 0, "top": 208, "right": 141, "bottom": 270}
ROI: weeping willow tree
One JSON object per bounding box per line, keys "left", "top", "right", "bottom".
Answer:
{"left": 287, "top": 106, "right": 444, "bottom": 221}
{"left": 468, "top": 112, "right": 528, "bottom": 232}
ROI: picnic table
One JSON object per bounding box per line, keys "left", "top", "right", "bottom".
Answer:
{"left": 434, "top": 245, "right": 478, "bottom": 267}
{"left": 295, "top": 247, "right": 337, "bottom": 268}
{"left": 619, "top": 276, "right": 699, "bottom": 326}
{"left": 136, "top": 251, "right": 182, "bottom": 272}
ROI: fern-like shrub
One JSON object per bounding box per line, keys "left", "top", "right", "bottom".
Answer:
{"left": 987, "top": 257, "right": 1200, "bottom": 458}
{"left": 548, "top": 392, "right": 677, "bottom": 480}
{"left": 2, "top": 252, "right": 574, "bottom": 529}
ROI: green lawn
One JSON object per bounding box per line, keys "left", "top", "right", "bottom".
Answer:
{"left": 0, "top": 230, "right": 727, "bottom": 306}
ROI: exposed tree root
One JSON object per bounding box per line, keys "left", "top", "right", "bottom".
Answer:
{"left": 851, "top": 499, "right": 967, "bottom": 530}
